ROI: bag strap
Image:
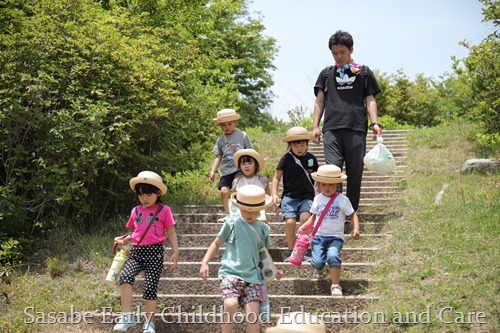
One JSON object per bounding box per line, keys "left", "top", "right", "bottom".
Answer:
{"left": 239, "top": 219, "right": 264, "bottom": 281}
{"left": 310, "top": 192, "right": 339, "bottom": 237}
{"left": 135, "top": 204, "right": 164, "bottom": 247}
{"left": 289, "top": 152, "right": 315, "bottom": 189}
{"left": 113, "top": 204, "right": 163, "bottom": 254}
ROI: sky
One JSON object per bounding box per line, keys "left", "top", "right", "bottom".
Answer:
{"left": 246, "top": 0, "right": 496, "bottom": 121}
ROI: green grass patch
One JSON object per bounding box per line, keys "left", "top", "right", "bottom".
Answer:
{"left": 365, "top": 121, "right": 499, "bottom": 332}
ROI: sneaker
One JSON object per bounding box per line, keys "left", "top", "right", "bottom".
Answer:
{"left": 113, "top": 314, "right": 137, "bottom": 332}
{"left": 283, "top": 251, "right": 293, "bottom": 262}
{"left": 217, "top": 217, "right": 225, "bottom": 223}
{"left": 302, "top": 249, "right": 312, "bottom": 262}
{"left": 143, "top": 321, "right": 156, "bottom": 333}
{"left": 330, "top": 284, "right": 343, "bottom": 296}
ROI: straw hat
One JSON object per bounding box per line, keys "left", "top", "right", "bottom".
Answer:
{"left": 311, "top": 164, "right": 347, "bottom": 184}
{"left": 233, "top": 149, "right": 265, "bottom": 173}
{"left": 230, "top": 185, "right": 272, "bottom": 212}
{"left": 266, "top": 312, "right": 326, "bottom": 333}
{"left": 129, "top": 171, "right": 168, "bottom": 196}
{"left": 281, "top": 127, "right": 313, "bottom": 143}
{"left": 213, "top": 108, "right": 241, "bottom": 123}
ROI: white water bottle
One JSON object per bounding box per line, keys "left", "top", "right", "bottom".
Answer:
{"left": 106, "top": 250, "right": 127, "bottom": 282}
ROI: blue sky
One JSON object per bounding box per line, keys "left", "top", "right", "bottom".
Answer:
{"left": 247, "top": 0, "right": 495, "bottom": 120}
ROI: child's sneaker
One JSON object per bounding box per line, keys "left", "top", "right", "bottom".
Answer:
{"left": 143, "top": 321, "right": 156, "bottom": 333}
{"left": 330, "top": 284, "right": 343, "bottom": 296}
{"left": 302, "top": 249, "right": 312, "bottom": 262}
{"left": 113, "top": 313, "right": 137, "bottom": 332}
{"left": 283, "top": 251, "right": 293, "bottom": 262}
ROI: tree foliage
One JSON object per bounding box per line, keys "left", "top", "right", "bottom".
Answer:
{"left": 459, "top": 0, "right": 499, "bottom": 156}
{"left": 0, "top": 0, "right": 278, "bottom": 240}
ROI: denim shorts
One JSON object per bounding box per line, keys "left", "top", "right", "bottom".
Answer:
{"left": 310, "top": 236, "right": 344, "bottom": 269}
{"left": 280, "top": 196, "right": 312, "bottom": 220}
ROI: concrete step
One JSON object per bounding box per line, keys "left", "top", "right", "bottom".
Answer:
{"left": 176, "top": 222, "right": 386, "bottom": 234}
{"left": 134, "top": 277, "right": 376, "bottom": 296}
{"left": 126, "top": 294, "right": 379, "bottom": 314}
{"left": 173, "top": 247, "right": 380, "bottom": 263}
{"left": 176, "top": 234, "right": 389, "bottom": 248}
{"left": 58, "top": 312, "right": 385, "bottom": 333}
{"left": 158, "top": 262, "right": 375, "bottom": 280}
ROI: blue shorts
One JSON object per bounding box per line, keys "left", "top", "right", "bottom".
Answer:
{"left": 280, "top": 196, "right": 312, "bottom": 220}
{"left": 310, "top": 236, "right": 344, "bottom": 269}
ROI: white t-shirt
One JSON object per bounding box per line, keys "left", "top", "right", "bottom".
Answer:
{"left": 310, "top": 193, "right": 354, "bottom": 239}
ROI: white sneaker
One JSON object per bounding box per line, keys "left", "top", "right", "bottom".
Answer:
{"left": 330, "top": 284, "right": 343, "bottom": 296}
{"left": 143, "top": 321, "right": 155, "bottom": 333}
{"left": 113, "top": 314, "right": 137, "bottom": 332}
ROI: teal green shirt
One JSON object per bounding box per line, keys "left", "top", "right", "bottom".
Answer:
{"left": 217, "top": 217, "right": 271, "bottom": 284}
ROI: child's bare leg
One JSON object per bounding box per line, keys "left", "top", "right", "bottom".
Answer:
{"left": 144, "top": 299, "right": 157, "bottom": 323}
{"left": 244, "top": 300, "right": 260, "bottom": 333}
{"left": 330, "top": 266, "right": 341, "bottom": 284}
{"left": 221, "top": 186, "right": 230, "bottom": 214}
{"left": 119, "top": 283, "right": 133, "bottom": 312}
{"left": 285, "top": 217, "right": 297, "bottom": 250}
{"left": 222, "top": 298, "right": 238, "bottom": 333}
{"left": 299, "top": 211, "right": 312, "bottom": 225}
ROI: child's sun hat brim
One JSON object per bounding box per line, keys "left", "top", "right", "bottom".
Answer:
{"left": 282, "top": 127, "right": 313, "bottom": 143}
{"left": 231, "top": 185, "right": 272, "bottom": 212}
{"left": 213, "top": 108, "right": 241, "bottom": 123}
{"left": 311, "top": 164, "right": 347, "bottom": 184}
{"left": 233, "top": 149, "right": 266, "bottom": 173}
{"left": 130, "top": 171, "right": 168, "bottom": 196}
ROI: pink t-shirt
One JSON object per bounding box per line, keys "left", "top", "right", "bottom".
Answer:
{"left": 126, "top": 204, "right": 176, "bottom": 246}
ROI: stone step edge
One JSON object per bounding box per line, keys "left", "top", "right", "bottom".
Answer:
{"left": 175, "top": 247, "right": 381, "bottom": 250}
{"left": 127, "top": 294, "right": 380, "bottom": 300}
{"left": 156, "top": 261, "right": 376, "bottom": 267}
{"left": 178, "top": 233, "right": 390, "bottom": 237}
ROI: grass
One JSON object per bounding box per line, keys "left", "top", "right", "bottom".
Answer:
{"left": 362, "top": 121, "right": 499, "bottom": 332}
{"left": 0, "top": 121, "right": 498, "bottom": 332}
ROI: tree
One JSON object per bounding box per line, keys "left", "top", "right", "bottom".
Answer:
{"left": 459, "top": 0, "right": 499, "bottom": 156}
{"left": 0, "top": 0, "right": 279, "bottom": 240}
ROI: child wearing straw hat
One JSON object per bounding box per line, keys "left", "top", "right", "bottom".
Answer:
{"left": 210, "top": 109, "right": 253, "bottom": 220}
{"left": 112, "top": 171, "right": 179, "bottom": 333}
{"left": 200, "top": 185, "right": 282, "bottom": 333}
{"left": 271, "top": 126, "right": 319, "bottom": 262}
{"left": 231, "top": 149, "right": 271, "bottom": 221}
{"left": 297, "top": 165, "right": 360, "bottom": 296}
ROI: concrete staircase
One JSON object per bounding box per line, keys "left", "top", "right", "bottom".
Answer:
{"left": 118, "top": 130, "right": 409, "bottom": 332}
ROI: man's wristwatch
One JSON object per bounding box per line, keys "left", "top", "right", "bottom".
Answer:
{"left": 369, "top": 122, "right": 382, "bottom": 129}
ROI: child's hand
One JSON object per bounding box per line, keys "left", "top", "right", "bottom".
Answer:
{"left": 297, "top": 226, "right": 304, "bottom": 235}
{"left": 199, "top": 263, "right": 209, "bottom": 280}
{"left": 351, "top": 229, "right": 360, "bottom": 240}
{"left": 169, "top": 251, "right": 179, "bottom": 269}
{"left": 275, "top": 269, "right": 284, "bottom": 280}
{"left": 209, "top": 172, "right": 215, "bottom": 183}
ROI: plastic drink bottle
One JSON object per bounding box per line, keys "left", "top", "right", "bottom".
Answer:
{"left": 106, "top": 250, "right": 127, "bottom": 282}
{"left": 288, "top": 234, "right": 311, "bottom": 267}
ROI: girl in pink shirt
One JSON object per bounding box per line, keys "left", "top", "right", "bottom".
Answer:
{"left": 113, "top": 171, "right": 179, "bottom": 333}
